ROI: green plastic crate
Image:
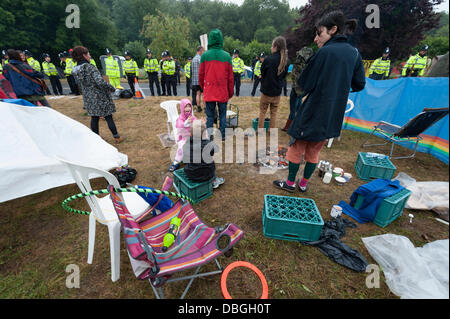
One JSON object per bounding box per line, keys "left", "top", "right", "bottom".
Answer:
{"left": 252, "top": 118, "right": 270, "bottom": 132}
{"left": 262, "top": 195, "right": 324, "bottom": 242}
{"left": 353, "top": 188, "right": 412, "bottom": 227}
{"left": 173, "top": 168, "right": 213, "bottom": 204}
{"left": 355, "top": 152, "right": 396, "bottom": 181}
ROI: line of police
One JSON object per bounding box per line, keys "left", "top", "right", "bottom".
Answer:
{"left": 1, "top": 44, "right": 431, "bottom": 98}
{"left": 368, "top": 45, "right": 431, "bottom": 80}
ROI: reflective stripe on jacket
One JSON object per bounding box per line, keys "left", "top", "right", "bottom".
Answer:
{"left": 105, "top": 56, "right": 120, "bottom": 78}
{"left": 144, "top": 58, "right": 159, "bottom": 72}
{"left": 402, "top": 54, "right": 427, "bottom": 76}
{"left": 123, "top": 59, "right": 139, "bottom": 76}
{"left": 232, "top": 57, "right": 244, "bottom": 73}
{"left": 254, "top": 61, "right": 262, "bottom": 77}
{"left": 369, "top": 58, "right": 390, "bottom": 76}
{"left": 184, "top": 62, "right": 191, "bottom": 78}
{"left": 42, "top": 61, "right": 58, "bottom": 76}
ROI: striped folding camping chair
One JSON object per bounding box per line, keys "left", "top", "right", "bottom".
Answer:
{"left": 107, "top": 178, "right": 244, "bottom": 299}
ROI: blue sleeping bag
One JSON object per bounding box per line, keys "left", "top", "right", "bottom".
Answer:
{"left": 135, "top": 185, "right": 173, "bottom": 216}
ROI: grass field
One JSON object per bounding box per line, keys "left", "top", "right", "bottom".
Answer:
{"left": 0, "top": 94, "right": 448, "bottom": 299}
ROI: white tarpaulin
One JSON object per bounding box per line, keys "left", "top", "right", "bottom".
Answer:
{"left": 0, "top": 102, "right": 127, "bottom": 203}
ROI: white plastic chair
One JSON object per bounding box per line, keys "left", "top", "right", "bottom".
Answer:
{"left": 160, "top": 100, "right": 180, "bottom": 141}
{"left": 57, "top": 158, "right": 150, "bottom": 282}
{"left": 327, "top": 99, "right": 355, "bottom": 148}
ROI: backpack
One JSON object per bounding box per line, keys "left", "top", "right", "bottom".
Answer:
{"left": 113, "top": 165, "right": 137, "bottom": 187}
{"left": 119, "top": 89, "right": 133, "bottom": 99}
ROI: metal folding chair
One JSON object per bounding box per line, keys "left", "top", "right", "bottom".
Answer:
{"left": 361, "top": 107, "right": 449, "bottom": 159}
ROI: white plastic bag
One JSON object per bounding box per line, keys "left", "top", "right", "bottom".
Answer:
{"left": 362, "top": 234, "right": 449, "bottom": 299}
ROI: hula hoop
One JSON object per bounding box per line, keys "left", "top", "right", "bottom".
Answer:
{"left": 61, "top": 187, "right": 193, "bottom": 216}
{"left": 221, "top": 261, "right": 269, "bottom": 299}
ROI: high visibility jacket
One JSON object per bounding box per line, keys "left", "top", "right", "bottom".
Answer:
{"left": 369, "top": 57, "right": 390, "bottom": 76}
{"left": 42, "top": 61, "right": 58, "bottom": 76}
{"left": 144, "top": 58, "right": 159, "bottom": 73}
{"left": 90, "top": 59, "right": 97, "bottom": 67}
{"left": 123, "top": 59, "right": 139, "bottom": 76}
{"left": 402, "top": 54, "right": 428, "bottom": 76}
{"left": 64, "top": 58, "right": 76, "bottom": 76}
{"left": 162, "top": 60, "right": 175, "bottom": 75}
{"left": 254, "top": 61, "right": 262, "bottom": 77}
{"left": 105, "top": 56, "right": 120, "bottom": 78}
{"left": 232, "top": 57, "right": 244, "bottom": 74}
{"left": 27, "top": 57, "right": 41, "bottom": 72}
{"left": 184, "top": 62, "right": 191, "bottom": 78}
{"left": 0, "top": 59, "right": 8, "bottom": 74}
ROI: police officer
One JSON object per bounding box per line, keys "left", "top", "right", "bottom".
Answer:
{"left": 0, "top": 50, "right": 9, "bottom": 75}
{"left": 162, "top": 51, "right": 177, "bottom": 96}
{"left": 402, "top": 45, "right": 429, "bottom": 77}
{"left": 144, "top": 49, "right": 161, "bottom": 96}
{"left": 123, "top": 51, "right": 139, "bottom": 96}
{"left": 104, "top": 48, "right": 121, "bottom": 88}
{"left": 24, "top": 50, "right": 41, "bottom": 72}
{"left": 42, "top": 53, "right": 63, "bottom": 95}
{"left": 160, "top": 51, "right": 168, "bottom": 96}
{"left": 369, "top": 47, "right": 391, "bottom": 80}
{"left": 65, "top": 50, "right": 79, "bottom": 95}
{"left": 232, "top": 49, "right": 244, "bottom": 96}
{"left": 251, "top": 52, "right": 265, "bottom": 96}
{"left": 184, "top": 56, "right": 192, "bottom": 97}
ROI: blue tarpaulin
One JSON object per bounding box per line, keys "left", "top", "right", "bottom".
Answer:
{"left": 344, "top": 77, "right": 449, "bottom": 164}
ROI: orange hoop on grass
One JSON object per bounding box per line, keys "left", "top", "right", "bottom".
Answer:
{"left": 221, "top": 261, "right": 269, "bottom": 299}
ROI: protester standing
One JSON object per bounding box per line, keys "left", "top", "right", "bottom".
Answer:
{"left": 257, "top": 36, "right": 289, "bottom": 130}
{"left": 191, "top": 46, "right": 205, "bottom": 112}
{"left": 71, "top": 46, "right": 123, "bottom": 143}
{"left": 199, "top": 29, "right": 234, "bottom": 141}
{"left": 273, "top": 11, "right": 365, "bottom": 193}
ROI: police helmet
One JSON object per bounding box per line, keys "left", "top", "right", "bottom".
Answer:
{"left": 58, "top": 52, "right": 64, "bottom": 58}
{"left": 24, "top": 50, "right": 32, "bottom": 57}
{"left": 165, "top": 50, "right": 170, "bottom": 57}
{"left": 421, "top": 45, "right": 429, "bottom": 51}
{"left": 124, "top": 51, "right": 131, "bottom": 57}
{"left": 106, "top": 48, "right": 112, "bottom": 55}
{"left": 187, "top": 56, "right": 192, "bottom": 60}
{"left": 260, "top": 52, "right": 266, "bottom": 58}
{"left": 233, "top": 49, "right": 239, "bottom": 55}
{"left": 42, "top": 53, "right": 50, "bottom": 59}
{"left": 383, "top": 47, "right": 390, "bottom": 55}
{"left": 146, "top": 49, "right": 152, "bottom": 54}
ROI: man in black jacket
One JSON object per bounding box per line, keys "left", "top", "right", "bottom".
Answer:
{"left": 274, "top": 11, "right": 365, "bottom": 193}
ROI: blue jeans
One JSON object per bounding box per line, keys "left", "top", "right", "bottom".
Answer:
{"left": 205, "top": 102, "right": 227, "bottom": 140}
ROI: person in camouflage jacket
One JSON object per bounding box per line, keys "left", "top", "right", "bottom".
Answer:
{"left": 282, "top": 47, "right": 314, "bottom": 132}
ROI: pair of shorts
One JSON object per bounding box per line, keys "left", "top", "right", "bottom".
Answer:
{"left": 192, "top": 85, "right": 203, "bottom": 93}
{"left": 285, "top": 139, "right": 326, "bottom": 164}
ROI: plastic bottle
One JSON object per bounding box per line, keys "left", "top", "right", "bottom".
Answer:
{"left": 323, "top": 172, "right": 332, "bottom": 184}
{"left": 162, "top": 217, "right": 181, "bottom": 252}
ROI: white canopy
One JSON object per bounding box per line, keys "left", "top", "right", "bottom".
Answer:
{"left": 0, "top": 102, "right": 127, "bottom": 203}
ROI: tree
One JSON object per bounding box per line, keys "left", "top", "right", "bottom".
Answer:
{"left": 284, "top": 0, "right": 443, "bottom": 61}
{"left": 141, "top": 10, "right": 192, "bottom": 61}
{"left": 0, "top": 0, "right": 118, "bottom": 65}
{"left": 254, "top": 26, "right": 278, "bottom": 43}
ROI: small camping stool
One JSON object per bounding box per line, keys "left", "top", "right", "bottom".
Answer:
{"left": 361, "top": 107, "right": 449, "bottom": 159}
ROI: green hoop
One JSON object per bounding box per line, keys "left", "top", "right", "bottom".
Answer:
{"left": 61, "top": 187, "right": 193, "bottom": 216}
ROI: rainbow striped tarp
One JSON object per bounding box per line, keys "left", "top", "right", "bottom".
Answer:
{"left": 345, "top": 77, "right": 449, "bottom": 164}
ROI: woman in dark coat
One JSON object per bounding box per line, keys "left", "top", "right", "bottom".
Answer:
{"left": 273, "top": 10, "right": 366, "bottom": 193}
{"left": 71, "top": 46, "right": 123, "bottom": 143}
{"left": 3, "top": 49, "right": 50, "bottom": 107}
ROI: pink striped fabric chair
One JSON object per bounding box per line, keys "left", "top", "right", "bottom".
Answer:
{"left": 107, "top": 181, "right": 244, "bottom": 299}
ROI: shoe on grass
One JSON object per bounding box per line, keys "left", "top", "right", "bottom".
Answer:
{"left": 273, "top": 180, "right": 295, "bottom": 193}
